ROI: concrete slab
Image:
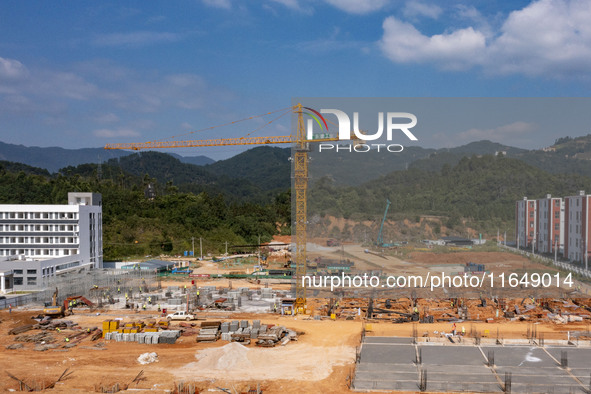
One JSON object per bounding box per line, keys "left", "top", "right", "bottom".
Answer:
{"left": 420, "top": 345, "right": 487, "bottom": 366}
{"left": 546, "top": 347, "right": 591, "bottom": 369}
{"left": 356, "top": 362, "right": 418, "bottom": 373}
{"left": 481, "top": 346, "right": 556, "bottom": 368}
{"left": 510, "top": 382, "right": 581, "bottom": 394}
{"left": 354, "top": 370, "right": 417, "bottom": 382}
{"left": 359, "top": 343, "right": 416, "bottom": 364}
{"left": 494, "top": 368, "right": 577, "bottom": 386}
{"left": 354, "top": 339, "right": 588, "bottom": 393}
{"left": 364, "top": 336, "right": 414, "bottom": 344}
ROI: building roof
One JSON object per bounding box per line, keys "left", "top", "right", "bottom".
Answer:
{"left": 121, "top": 259, "right": 176, "bottom": 271}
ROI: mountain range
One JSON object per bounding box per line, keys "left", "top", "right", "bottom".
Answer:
{"left": 4, "top": 135, "right": 591, "bottom": 194}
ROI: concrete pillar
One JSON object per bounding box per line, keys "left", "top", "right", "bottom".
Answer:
{"left": 1, "top": 274, "right": 5, "bottom": 293}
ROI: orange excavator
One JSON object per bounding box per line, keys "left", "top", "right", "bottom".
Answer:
{"left": 43, "top": 288, "right": 95, "bottom": 318}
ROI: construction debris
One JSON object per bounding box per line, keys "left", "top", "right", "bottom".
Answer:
{"left": 137, "top": 352, "right": 159, "bottom": 365}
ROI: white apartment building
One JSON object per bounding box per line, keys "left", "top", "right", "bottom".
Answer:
{"left": 0, "top": 192, "right": 102, "bottom": 291}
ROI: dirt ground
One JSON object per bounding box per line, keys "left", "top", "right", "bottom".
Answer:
{"left": 1, "top": 302, "right": 590, "bottom": 394}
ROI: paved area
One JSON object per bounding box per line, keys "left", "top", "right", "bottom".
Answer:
{"left": 353, "top": 337, "right": 591, "bottom": 393}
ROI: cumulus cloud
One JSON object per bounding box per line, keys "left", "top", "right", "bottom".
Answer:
{"left": 403, "top": 1, "right": 442, "bottom": 20}
{"left": 380, "top": 0, "right": 591, "bottom": 78}
{"left": 324, "top": 0, "right": 388, "bottom": 14}
{"left": 380, "top": 17, "right": 486, "bottom": 70}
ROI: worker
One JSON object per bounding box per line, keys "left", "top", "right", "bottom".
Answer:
{"left": 65, "top": 337, "right": 69, "bottom": 342}
{"left": 142, "top": 303, "right": 146, "bottom": 310}
{"left": 414, "top": 306, "right": 418, "bottom": 314}
{"left": 8, "top": 304, "right": 11, "bottom": 314}
{"left": 273, "top": 304, "right": 277, "bottom": 313}
{"left": 125, "top": 292, "right": 128, "bottom": 300}
{"left": 56, "top": 328, "right": 61, "bottom": 333}
{"left": 118, "top": 287, "right": 121, "bottom": 294}
{"left": 157, "top": 304, "right": 161, "bottom": 312}
{"left": 462, "top": 326, "right": 466, "bottom": 336}
{"left": 139, "top": 287, "right": 142, "bottom": 294}
{"left": 93, "top": 285, "right": 98, "bottom": 289}
{"left": 452, "top": 323, "right": 457, "bottom": 336}
{"left": 196, "top": 290, "right": 200, "bottom": 296}
{"left": 87, "top": 328, "right": 91, "bottom": 333}
{"left": 148, "top": 297, "right": 152, "bottom": 305}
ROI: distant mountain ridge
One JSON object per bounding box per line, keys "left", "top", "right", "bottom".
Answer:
{"left": 0, "top": 141, "right": 215, "bottom": 173}
{"left": 5, "top": 135, "right": 591, "bottom": 188}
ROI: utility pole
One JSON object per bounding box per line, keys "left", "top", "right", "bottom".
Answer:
{"left": 199, "top": 237, "right": 203, "bottom": 260}
{"left": 258, "top": 235, "right": 261, "bottom": 266}
{"left": 225, "top": 241, "right": 228, "bottom": 256}
{"left": 554, "top": 237, "right": 558, "bottom": 265}
{"left": 504, "top": 231, "right": 506, "bottom": 246}
{"left": 191, "top": 237, "right": 195, "bottom": 257}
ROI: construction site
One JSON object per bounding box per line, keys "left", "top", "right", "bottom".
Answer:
{"left": 1, "top": 244, "right": 591, "bottom": 393}
{"left": 2, "top": 106, "right": 591, "bottom": 394}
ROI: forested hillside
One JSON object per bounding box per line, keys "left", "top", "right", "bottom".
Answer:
{"left": 0, "top": 160, "right": 290, "bottom": 260}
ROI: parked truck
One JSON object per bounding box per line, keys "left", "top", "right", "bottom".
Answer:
{"left": 166, "top": 310, "right": 195, "bottom": 321}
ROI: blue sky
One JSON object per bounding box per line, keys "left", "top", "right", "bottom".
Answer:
{"left": 1, "top": 0, "right": 590, "bottom": 160}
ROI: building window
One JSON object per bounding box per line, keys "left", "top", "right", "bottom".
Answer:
{"left": 14, "top": 269, "right": 23, "bottom": 274}
{"left": 530, "top": 223, "right": 534, "bottom": 228}
{"left": 529, "top": 211, "right": 534, "bottom": 217}
{"left": 14, "top": 277, "right": 23, "bottom": 285}
{"left": 555, "top": 223, "right": 559, "bottom": 230}
{"left": 555, "top": 211, "right": 560, "bottom": 219}
{"left": 27, "top": 269, "right": 37, "bottom": 274}
{"left": 27, "top": 277, "right": 36, "bottom": 286}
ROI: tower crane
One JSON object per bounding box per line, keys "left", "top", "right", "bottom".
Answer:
{"left": 104, "top": 103, "right": 347, "bottom": 312}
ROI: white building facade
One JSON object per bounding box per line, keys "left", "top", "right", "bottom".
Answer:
{"left": 0, "top": 192, "right": 102, "bottom": 291}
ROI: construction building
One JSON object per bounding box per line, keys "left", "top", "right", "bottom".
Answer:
{"left": 515, "top": 197, "right": 537, "bottom": 249}
{"left": 536, "top": 194, "right": 564, "bottom": 254}
{"left": 0, "top": 192, "right": 103, "bottom": 291}
{"left": 564, "top": 191, "right": 591, "bottom": 268}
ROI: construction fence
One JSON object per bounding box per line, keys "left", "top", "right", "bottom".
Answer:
{"left": 0, "top": 268, "right": 159, "bottom": 310}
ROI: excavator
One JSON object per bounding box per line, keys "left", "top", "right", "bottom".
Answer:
{"left": 43, "top": 288, "right": 95, "bottom": 318}
{"left": 43, "top": 288, "right": 65, "bottom": 318}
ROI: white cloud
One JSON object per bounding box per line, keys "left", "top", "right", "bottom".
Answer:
{"left": 0, "top": 57, "right": 29, "bottom": 81}
{"left": 93, "top": 128, "right": 141, "bottom": 138}
{"left": 457, "top": 121, "right": 536, "bottom": 141}
{"left": 403, "top": 1, "right": 442, "bottom": 20}
{"left": 92, "top": 31, "right": 182, "bottom": 47}
{"left": 380, "top": 16, "right": 486, "bottom": 70}
{"left": 270, "top": 0, "right": 301, "bottom": 9}
{"left": 380, "top": 0, "right": 591, "bottom": 78}
{"left": 202, "top": 0, "right": 232, "bottom": 9}
{"left": 95, "top": 113, "right": 120, "bottom": 123}
{"left": 324, "top": 0, "right": 388, "bottom": 14}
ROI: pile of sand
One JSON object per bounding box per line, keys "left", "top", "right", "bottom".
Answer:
{"left": 174, "top": 342, "right": 355, "bottom": 381}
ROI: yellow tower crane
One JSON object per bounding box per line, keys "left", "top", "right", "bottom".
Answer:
{"left": 104, "top": 103, "right": 343, "bottom": 312}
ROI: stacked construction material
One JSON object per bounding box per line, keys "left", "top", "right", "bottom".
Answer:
{"left": 256, "top": 325, "right": 298, "bottom": 347}
{"left": 102, "top": 320, "right": 120, "bottom": 337}
{"left": 105, "top": 330, "right": 181, "bottom": 344}
{"left": 196, "top": 321, "right": 221, "bottom": 342}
